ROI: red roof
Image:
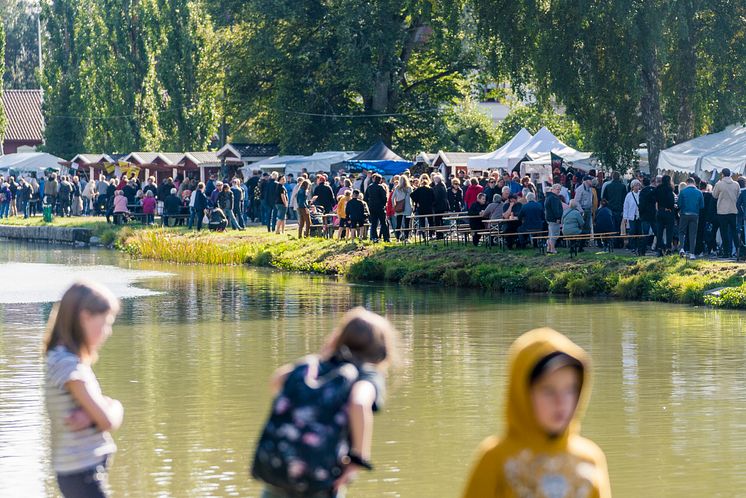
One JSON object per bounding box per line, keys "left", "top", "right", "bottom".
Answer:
{"left": 2, "top": 89, "right": 44, "bottom": 142}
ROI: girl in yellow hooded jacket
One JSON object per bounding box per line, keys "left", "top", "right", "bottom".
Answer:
{"left": 462, "top": 328, "right": 611, "bottom": 498}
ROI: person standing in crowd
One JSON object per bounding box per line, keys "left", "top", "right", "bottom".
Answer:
{"left": 216, "top": 184, "right": 238, "bottom": 230}
{"left": 104, "top": 179, "right": 117, "bottom": 223}
{"left": 95, "top": 175, "right": 109, "bottom": 215}
{"left": 738, "top": 178, "right": 746, "bottom": 247}
{"left": 274, "top": 175, "right": 289, "bottom": 235}
{"left": 623, "top": 179, "right": 644, "bottom": 255}
{"left": 70, "top": 176, "right": 83, "bottom": 216}
{"left": 677, "top": 177, "right": 704, "bottom": 259}
{"left": 82, "top": 178, "right": 97, "bottom": 216}
{"left": 336, "top": 190, "right": 353, "bottom": 240}
{"left": 517, "top": 192, "right": 545, "bottom": 248}
{"left": 638, "top": 176, "right": 657, "bottom": 253}
{"left": 392, "top": 176, "right": 413, "bottom": 241}
{"left": 448, "top": 178, "right": 464, "bottom": 213}
{"left": 141, "top": 190, "right": 156, "bottom": 225}
{"left": 296, "top": 179, "right": 311, "bottom": 239}
{"left": 364, "top": 174, "right": 390, "bottom": 242}
{"left": 602, "top": 171, "right": 626, "bottom": 240}
{"left": 468, "top": 192, "right": 487, "bottom": 246}
{"left": 654, "top": 175, "right": 676, "bottom": 256}
{"left": 163, "top": 188, "right": 182, "bottom": 227}
{"left": 464, "top": 178, "right": 483, "bottom": 209}
{"left": 345, "top": 190, "right": 368, "bottom": 239}
{"left": 284, "top": 174, "right": 297, "bottom": 221}
{"left": 58, "top": 176, "right": 73, "bottom": 217}
{"left": 410, "top": 177, "right": 435, "bottom": 236}
{"left": 263, "top": 173, "right": 278, "bottom": 232}
{"left": 575, "top": 175, "right": 595, "bottom": 233}
{"left": 193, "top": 182, "right": 208, "bottom": 231}
{"left": 0, "top": 181, "right": 10, "bottom": 218}
{"left": 45, "top": 173, "right": 60, "bottom": 211}
{"left": 544, "top": 184, "right": 564, "bottom": 254}
{"left": 461, "top": 328, "right": 611, "bottom": 498}
{"left": 231, "top": 179, "right": 245, "bottom": 230}
{"left": 432, "top": 173, "right": 449, "bottom": 236}
{"left": 247, "top": 170, "right": 261, "bottom": 223}
{"left": 18, "top": 178, "right": 32, "bottom": 219}
{"left": 712, "top": 168, "right": 740, "bottom": 258}
{"left": 312, "top": 174, "right": 335, "bottom": 230}
{"left": 44, "top": 281, "right": 123, "bottom": 498}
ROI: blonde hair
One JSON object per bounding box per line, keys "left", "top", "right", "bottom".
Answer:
{"left": 44, "top": 281, "right": 120, "bottom": 362}
{"left": 322, "top": 307, "right": 398, "bottom": 368}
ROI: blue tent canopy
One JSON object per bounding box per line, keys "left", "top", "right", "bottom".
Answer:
{"left": 345, "top": 159, "right": 413, "bottom": 175}
{"left": 345, "top": 140, "right": 413, "bottom": 175}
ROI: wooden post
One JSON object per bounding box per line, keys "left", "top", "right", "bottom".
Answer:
{"left": 200, "top": 166, "right": 205, "bottom": 183}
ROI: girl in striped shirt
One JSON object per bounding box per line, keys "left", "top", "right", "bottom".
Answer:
{"left": 44, "top": 281, "right": 123, "bottom": 498}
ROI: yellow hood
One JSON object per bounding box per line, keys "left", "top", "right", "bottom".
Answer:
{"left": 504, "top": 328, "right": 591, "bottom": 450}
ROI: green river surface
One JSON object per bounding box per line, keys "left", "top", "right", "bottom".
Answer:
{"left": 1, "top": 241, "right": 746, "bottom": 497}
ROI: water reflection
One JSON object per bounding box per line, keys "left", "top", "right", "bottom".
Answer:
{"left": 1, "top": 243, "right": 746, "bottom": 496}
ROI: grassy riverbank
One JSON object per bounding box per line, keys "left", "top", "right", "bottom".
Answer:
{"left": 3, "top": 217, "right": 746, "bottom": 308}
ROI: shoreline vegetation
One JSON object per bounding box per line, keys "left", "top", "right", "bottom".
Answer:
{"left": 2, "top": 218, "right": 746, "bottom": 309}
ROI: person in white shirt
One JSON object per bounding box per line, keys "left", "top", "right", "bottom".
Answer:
{"left": 623, "top": 179, "right": 643, "bottom": 255}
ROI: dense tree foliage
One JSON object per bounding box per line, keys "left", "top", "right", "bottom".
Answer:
{"left": 222, "top": 0, "right": 478, "bottom": 156}
{"left": 3, "top": 0, "right": 743, "bottom": 165}
{"left": 40, "top": 0, "right": 221, "bottom": 158}
{"left": 1, "top": 0, "right": 39, "bottom": 89}
{"left": 0, "top": 21, "right": 6, "bottom": 144}
{"left": 472, "top": 0, "right": 746, "bottom": 173}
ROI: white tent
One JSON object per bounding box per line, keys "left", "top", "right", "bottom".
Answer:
{"left": 467, "top": 128, "right": 532, "bottom": 171}
{"left": 0, "top": 152, "right": 65, "bottom": 174}
{"left": 701, "top": 136, "right": 746, "bottom": 174}
{"left": 283, "top": 151, "right": 357, "bottom": 177}
{"left": 658, "top": 124, "right": 746, "bottom": 175}
{"left": 239, "top": 155, "right": 304, "bottom": 177}
{"left": 512, "top": 127, "right": 594, "bottom": 172}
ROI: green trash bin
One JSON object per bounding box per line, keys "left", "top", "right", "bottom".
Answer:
{"left": 43, "top": 204, "right": 53, "bottom": 223}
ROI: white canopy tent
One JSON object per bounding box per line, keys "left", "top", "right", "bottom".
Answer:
{"left": 0, "top": 152, "right": 65, "bottom": 175}
{"left": 514, "top": 127, "right": 594, "bottom": 173}
{"left": 467, "top": 128, "right": 532, "bottom": 171}
{"left": 283, "top": 151, "right": 357, "bottom": 177}
{"left": 239, "top": 155, "right": 304, "bottom": 177}
{"left": 658, "top": 124, "right": 746, "bottom": 175}
{"left": 240, "top": 152, "right": 358, "bottom": 178}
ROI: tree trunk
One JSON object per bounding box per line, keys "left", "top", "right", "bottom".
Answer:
{"left": 637, "top": 7, "right": 665, "bottom": 177}
{"left": 675, "top": 0, "right": 697, "bottom": 142}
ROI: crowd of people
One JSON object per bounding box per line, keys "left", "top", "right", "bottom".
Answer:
{"left": 45, "top": 281, "right": 610, "bottom": 498}
{"left": 2, "top": 165, "right": 745, "bottom": 258}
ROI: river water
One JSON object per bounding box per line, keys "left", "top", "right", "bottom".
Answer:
{"left": 1, "top": 241, "right": 745, "bottom": 497}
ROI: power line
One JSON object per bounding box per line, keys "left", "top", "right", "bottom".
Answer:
{"left": 275, "top": 107, "right": 447, "bottom": 119}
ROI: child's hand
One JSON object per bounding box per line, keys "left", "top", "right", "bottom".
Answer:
{"left": 333, "top": 464, "right": 360, "bottom": 492}
{"left": 65, "top": 408, "right": 93, "bottom": 431}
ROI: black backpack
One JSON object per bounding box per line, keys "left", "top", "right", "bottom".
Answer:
{"left": 252, "top": 357, "right": 360, "bottom": 495}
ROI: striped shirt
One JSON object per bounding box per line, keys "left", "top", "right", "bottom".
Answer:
{"left": 45, "top": 346, "right": 117, "bottom": 474}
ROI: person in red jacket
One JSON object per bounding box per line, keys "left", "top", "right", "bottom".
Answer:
{"left": 464, "top": 178, "right": 484, "bottom": 209}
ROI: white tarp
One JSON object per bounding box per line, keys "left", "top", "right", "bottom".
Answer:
{"left": 240, "top": 152, "right": 357, "bottom": 178}
{"left": 467, "top": 128, "right": 532, "bottom": 171}
{"left": 658, "top": 124, "right": 746, "bottom": 174}
{"left": 239, "top": 155, "right": 304, "bottom": 177}
{"left": 0, "top": 152, "right": 65, "bottom": 174}
{"left": 510, "top": 127, "right": 594, "bottom": 172}
{"left": 284, "top": 151, "right": 357, "bottom": 177}
{"left": 700, "top": 126, "right": 746, "bottom": 174}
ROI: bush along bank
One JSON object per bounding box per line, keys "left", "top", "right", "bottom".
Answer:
{"left": 115, "top": 227, "right": 746, "bottom": 310}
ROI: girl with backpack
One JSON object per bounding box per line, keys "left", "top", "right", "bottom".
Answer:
{"left": 253, "top": 307, "right": 398, "bottom": 498}
{"left": 44, "top": 281, "right": 123, "bottom": 498}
